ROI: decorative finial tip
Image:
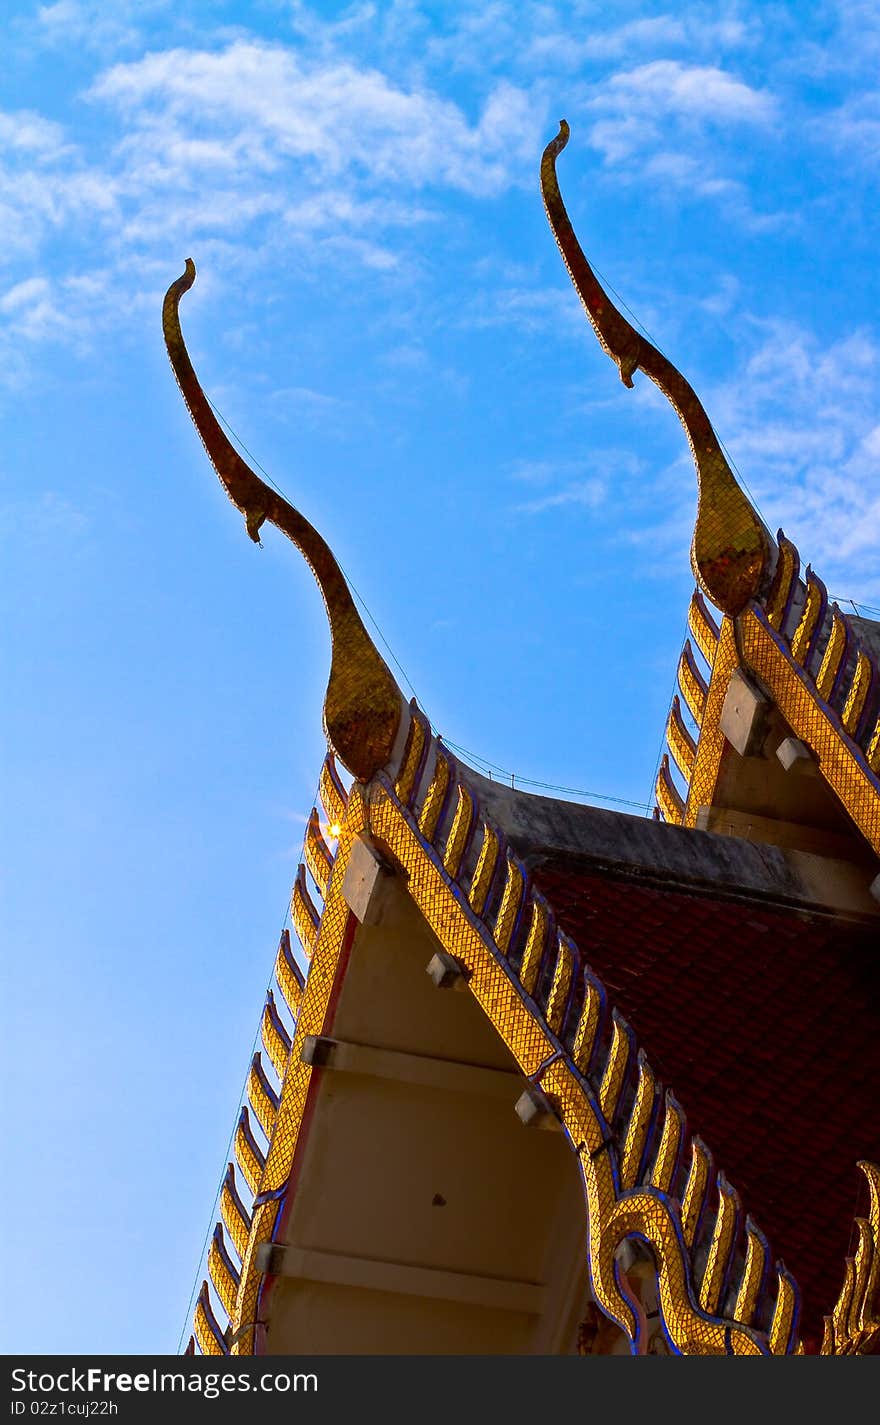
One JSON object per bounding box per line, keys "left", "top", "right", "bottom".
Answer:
{"left": 542, "top": 119, "right": 570, "bottom": 166}
{"left": 163, "top": 259, "right": 197, "bottom": 311}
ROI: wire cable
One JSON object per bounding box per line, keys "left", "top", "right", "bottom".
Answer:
{"left": 175, "top": 876, "right": 303, "bottom": 1355}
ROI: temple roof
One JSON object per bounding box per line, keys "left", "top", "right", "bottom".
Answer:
{"left": 533, "top": 856, "right": 878, "bottom": 1346}
{"left": 424, "top": 767, "right": 880, "bottom": 1347}
{"left": 167, "top": 122, "right": 879, "bottom": 1358}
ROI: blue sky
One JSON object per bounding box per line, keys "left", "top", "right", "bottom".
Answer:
{"left": 3, "top": 0, "right": 879, "bottom": 1353}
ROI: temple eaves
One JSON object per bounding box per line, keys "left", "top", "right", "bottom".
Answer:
{"left": 168, "top": 128, "right": 880, "bottom": 1359}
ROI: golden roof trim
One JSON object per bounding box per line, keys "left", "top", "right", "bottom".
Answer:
{"left": 192, "top": 737, "right": 877, "bottom": 1355}
{"left": 657, "top": 569, "right": 880, "bottom": 848}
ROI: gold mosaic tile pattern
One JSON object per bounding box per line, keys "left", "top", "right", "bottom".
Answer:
{"left": 651, "top": 1093, "right": 684, "bottom": 1193}
{"left": 494, "top": 855, "right": 525, "bottom": 956}
{"left": 418, "top": 747, "right": 450, "bottom": 841}
{"left": 228, "top": 785, "right": 369, "bottom": 1355}
{"left": 369, "top": 783, "right": 552, "bottom": 1078}
{"left": 765, "top": 534, "right": 799, "bottom": 631}
{"left": 219, "top": 1164, "right": 251, "bottom": 1262}
{"left": 394, "top": 704, "right": 428, "bottom": 807}
{"left": 740, "top": 608, "right": 880, "bottom": 851}
{"left": 519, "top": 898, "right": 549, "bottom": 996}
{"left": 790, "top": 570, "right": 825, "bottom": 664}
{"left": 290, "top": 865, "right": 320, "bottom": 958}
{"left": 821, "top": 1161, "right": 880, "bottom": 1355}
{"left": 655, "top": 754, "right": 684, "bottom": 825}
{"left": 867, "top": 717, "right": 880, "bottom": 776}
{"left": 699, "top": 1175, "right": 739, "bottom": 1314}
{"left": 842, "top": 651, "right": 872, "bottom": 734}
{"left": 371, "top": 758, "right": 807, "bottom": 1353}
{"left": 727, "top": 526, "right": 880, "bottom": 845}
{"left": 768, "top": 1270, "right": 799, "bottom": 1355}
{"left": 683, "top": 616, "right": 740, "bottom": 828}
{"left": 468, "top": 821, "right": 500, "bottom": 916}
{"left": 541, "top": 1061, "right": 765, "bottom": 1356}
{"left": 681, "top": 1139, "right": 712, "bottom": 1249}
{"left": 657, "top": 591, "right": 720, "bottom": 821}
{"left": 260, "top": 993, "right": 291, "bottom": 1080}
{"left": 234, "top": 1108, "right": 265, "bottom": 1196}
{"left": 598, "top": 1014, "right": 631, "bottom": 1122}
{"left": 687, "top": 591, "right": 720, "bottom": 668}
{"left": 545, "top": 933, "right": 573, "bottom": 1033}
{"left": 304, "top": 808, "right": 334, "bottom": 897}
{"left": 620, "top": 1054, "right": 655, "bottom": 1191}
{"left": 199, "top": 703, "right": 871, "bottom": 1354}
{"left": 443, "top": 783, "right": 475, "bottom": 879}
{"left": 191, "top": 753, "right": 344, "bottom": 1356}
{"left": 571, "top": 974, "right": 604, "bottom": 1076}
{"left": 677, "top": 640, "right": 708, "bottom": 724}
{"left": 273, "top": 929, "right": 304, "bottom": 1017}
{"left": 815, "top": 608, "right": 848, "bottom": 700}
{"left": 735, "top": 1222, "right": 768, "bottom": 1326}
{"left": 247, "top": 1054, "right": 279, "bottom": 1139}
{"left": 318, "top": 752, "right": 348, "bottom": 830}
{"left": 665, "top": 696, "right": 697, "bottom": 779}
{"left": 194, "top": 1282, "right": 226, "bottom": 1356}
{"left": 208, "top": 1225, "right": 240, "bottom": 1320}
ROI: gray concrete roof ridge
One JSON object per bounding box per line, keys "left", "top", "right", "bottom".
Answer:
{"left": 458, "top": 763, "right": 879, "bottom": 924}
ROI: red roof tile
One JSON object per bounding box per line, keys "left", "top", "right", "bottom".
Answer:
{"left": 533, "top": 859, "right": 880, "bottom": 1347}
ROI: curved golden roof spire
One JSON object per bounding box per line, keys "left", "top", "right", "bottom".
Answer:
{"left": 541, "top": 120, "right": 771, "bottom": 616}
{"left": 162, "top": 260, "right": 403, "bottom": 781}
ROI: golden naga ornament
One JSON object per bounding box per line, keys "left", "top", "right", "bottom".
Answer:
{"left": 162, "top": 260, "right": 403, "bottom": 782}
{"left": 821, "top": 1161, "right": 880, "bottom": 1355}
{"left": 541, "top": 120, "right": 772, "bottom": 616}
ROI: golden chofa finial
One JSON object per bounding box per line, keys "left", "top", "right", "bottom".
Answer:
{"left": 162, "top": 260, "right": 404, "bottom": 781}
{"left": 541, "top": 121, "right": 771, "bottom": 616}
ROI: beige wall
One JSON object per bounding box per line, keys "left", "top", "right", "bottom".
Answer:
{"left": 264, "top": 878, "right": 590, "bottom": 1355}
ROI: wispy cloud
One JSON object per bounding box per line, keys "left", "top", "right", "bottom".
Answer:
{"left": 90, "top": 40, "right": 544, "bottom": 203}
{"left": 33, "top": 0, "right": 165, "bottom": 55}
{"left": 528, "top": 13, "right": 755, "bottom": 70}
{"left": 515, "top": 477, "right": 607, "bottom": 514}
{"left": 706, "top": 321, "right": 880, "bottom": 596}
{"left": 0, "top": 489, "right": 91, "bottom": 542}
{"left": 508, "top": 451, "right": 644, "bottom": 517}
{"left": 459, "top": 282, "right": 587, "bottom": 336}
{"left": 587, "top": 60, "right": 776, "bottom": 166}
{"left": 0, "top": 108, "right": 69, "bottom": 157}
{"left": 820, "top": 92, "right": 880, "bottom": 166}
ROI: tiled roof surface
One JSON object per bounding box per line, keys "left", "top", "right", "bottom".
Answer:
{"left": 532, "top": 858, "right": 880, "bottom": 1347}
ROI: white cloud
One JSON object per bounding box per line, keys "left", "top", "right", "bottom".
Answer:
{"left": 90, "top": 41, "right": 543, "bottom": 200}
{"left": 34, "top": 0, "right": 162, "bottom": 54}
{"left": 515, "top": 477, "right": 607, "bottom": 514}
{"left": 509, "top": 450, "right": 644, "bottom": 517}
{"left": 587, "top": 60, "right": 776, "bottom": 166}
{"left": 570, "top": 56, "right": 784, "bottom": 224}
{"left": 821, "top": 92, "right": 880, "bottom": 165}
{"left": 707, "top": 321, "right": 880, "bottom": 594}
{"left": 0, "top": 274, "right": 78, "bottom": 344}
{"left": 0, "top": 489, "right": 90, "bottom": 541}
{"left": 459, "top": 282, "right": 587, "bottom": 336}
{"left": 528, "top": 15, "right": 688, "bottom": 69}
{"left": 603, "top": 60, "right": 775, "bottom": 124}
{"left": 0, "top": 108, "right": 68, "bottom": 158}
